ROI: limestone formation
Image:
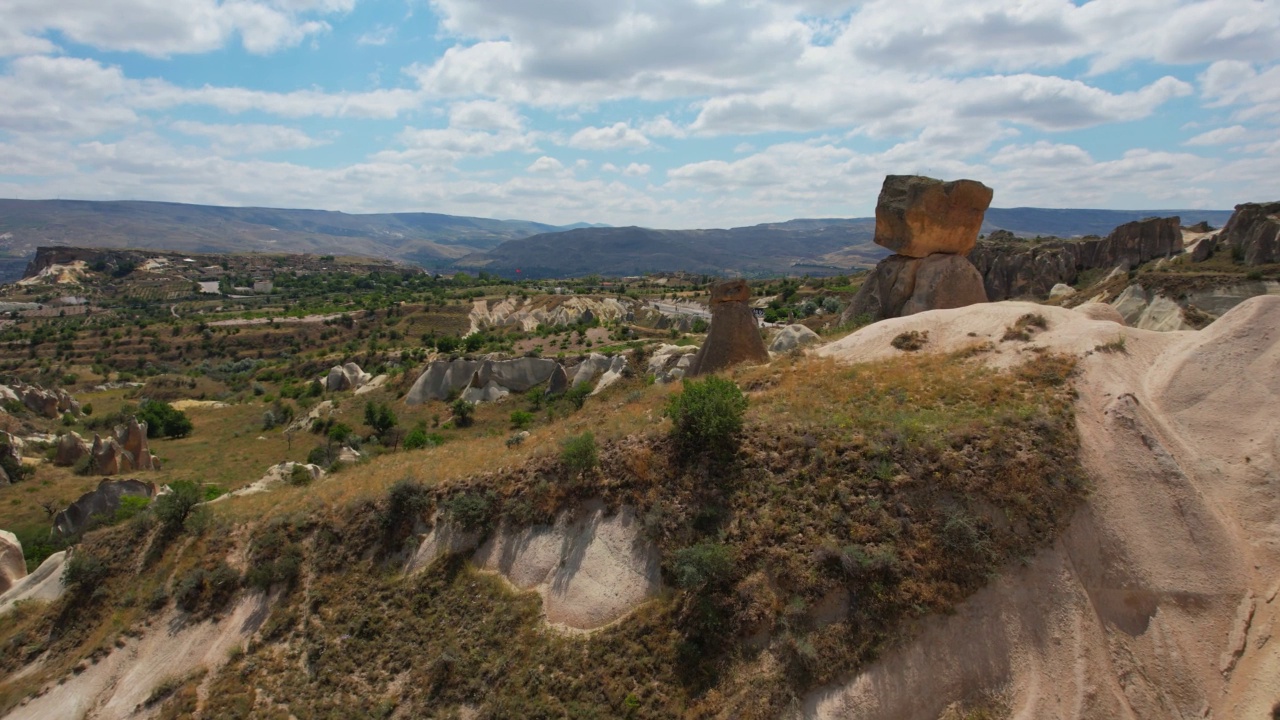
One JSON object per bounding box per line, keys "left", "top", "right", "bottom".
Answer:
{"left": 873, "top": 175, "right": 993, "bottom": 258}
{"left": 647, "top": 344, "right": 699, "bottom": 384}
{"left": 769, "top": 324, "right": 821, "bottom": 353}
{"left": 325, "top": 362, "right": 372, "bottom": 392}
{"left": 1048, "top": 283, "right": 1077, "bottom": 300}
{"left": 0, "top": 529, "right": 25, "bottom": 596}
{"left": 843, "top": 253, "right": 988, "bottom": 323}
{"left": 546, "top": 364, "right": 569, "bottom": 395}
{"left": 5, "top": 381, "right": 80, "bottom": 419}
{"left": 88, "top": 417, "right": 159, "bottom": 475}
{"left": 1073, "top": 303, "right": 1126, "bottom": 325}
{"left": 591, "top": 355, "right": 629, "bottom": 395}
{"left": 53, "top": 479, "right": 157, "bottom": 537}
{"left": 1219, "top": 201, "right": 1280, "bottom": 265}
{"left": 968, "top": 216, "right": 1184, "bottom": 300}
{"left": 687, "top": 280, "right": 769, "bottom": 377}
{"left": 54, "top": 432, "right": 91, "bottom": 467}
{"left": 571, "top": 354, "right": 613, "bottom": 387}
{"left": 408, "top": 357, "right": 561, "bottom": 405}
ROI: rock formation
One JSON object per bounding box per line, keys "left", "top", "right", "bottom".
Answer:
{"left": 1218, "top": 201, "right": 1279, "bottom": 265}
{"left": 968, "top": 216, "right": 1184, "bottom": 301}
{"left": 0, "top": 529, "right": 25, "bottom": 595}
{"left": 873, "top": 175, "right": 994, "bottom": 258}
{"left": 646, "top": 344, "right": 699, "bottom": 384}
{"left": 591, "top": 355, "right": 629, "bottom": 395}
{"left": 1073, "top": 302, "right": 1126, "bottom": 325}
{"left": 769, "top": 324, "right": 821, "bottom": 353}
{"left": 53, "top": 479, "right": 157, "bottom": 537}
{"left": 407, "top": 357, "right": 560, "bottom": 405}
{"left": 0, "top": 433, "right": 22, "bottom": 484}
{"left": 89, "top": 417, "right": 159, "bottom": 475}
{"left": 546, "top": 365, "right": 569, "bottom": 395}
{"left": 325, "top": 362, "right": 372, "bottom": 392}
{"left": 571, "top": 354, "right": 614, "bottom": 387}
{"left": 687, "top": 280, "right": 770, "bottom": 377}
{"left": 54, "top": 432, "right": 91, "bottom": 467}
{"left": 841, "top": 176, "right": 992, "bottom": 324}
{"left": 1, "top": 381, "right": 81, "bottom": 419}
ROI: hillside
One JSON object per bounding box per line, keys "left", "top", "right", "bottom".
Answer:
{"left": 983, "top": 207, "right": 1235, "bottom": 238}
{"left": 0, "top": 199, "right": 565, "bottom": 275}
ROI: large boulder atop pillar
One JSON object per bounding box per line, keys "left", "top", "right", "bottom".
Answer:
{"left": 874, "top": 175, "right": 994, "bottom": 258}
{"left": 687, "top": 280, "right": 769, "bottom": 377}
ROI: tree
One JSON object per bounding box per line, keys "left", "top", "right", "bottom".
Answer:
{"left": 138, "top": 400, "right": 193, "bottom": 439}
{"left": 451, "top": 399, "right": 475, "bottom": 428}
{"left": 364, "top": 401, "right": 398, "bottom": 441}
{"left": 154, "top": 480, "right": 203, "bottom": 533}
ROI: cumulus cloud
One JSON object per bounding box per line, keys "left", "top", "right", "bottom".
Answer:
{"left": 567, "top": 123, "right": 651, "bottom": 150}
{"left": 1184, "top": 125, "right": 1250, "bottom": 146}
{"left": 170, "top": 120, "right": 330, "bottom": 154}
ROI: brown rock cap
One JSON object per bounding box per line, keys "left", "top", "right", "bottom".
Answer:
{"left": 874, "top": 175, "right": 994, "bottom": 258}
{"left": 688, "top": 280, "right": 769, "bottom": 377}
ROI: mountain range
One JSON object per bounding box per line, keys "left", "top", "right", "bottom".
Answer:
{"left": 0, "top": 199, "right": 1236, "bottom": 282}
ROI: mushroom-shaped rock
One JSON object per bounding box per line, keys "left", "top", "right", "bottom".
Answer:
{"left": 687, "top": 280, "right": 770, "bottom": 377}
{"left": 874, "top": 175, "right": 994, "bottom": 258}
{"left": 0, "top": 530, "right": 25, "bottom": 596}
{"left": 844, "top": 253, "right": 988, "bottom": 322}
{"left": 769, "top": 324, "right": 821, "bottom": 353}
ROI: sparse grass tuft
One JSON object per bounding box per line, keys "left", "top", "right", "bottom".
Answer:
{"left": 891, "top": 330, "right": 929, "bottom": 351}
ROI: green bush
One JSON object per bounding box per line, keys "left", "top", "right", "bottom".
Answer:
{"left": 664, "top": 375, "right": 748, "bottom": 460}
{"left": 364, "top": 401, "right": 398, "bottom": 440}
{"left": 138, "top": 399, "right": 194, "bottom": 439}
{"left": 154, "top": 480, "right": 203, "bottom": 533}
{"left": 450, "top": 398, "right": 475, "bottom": 428}
{"left": 509, "top": 410, "right": 535, "bottom": 430}
{"left": 113, "top": 495, "right": 152, "bottom": 523}
{"left": 62, "top": 552, "right": 109, "bottom": 597}
{"left": 560, "top": 432, "right": 598, "bottom": 475}
{"left": 403, "top": 425, "right": 444, "bottom": 451}
{"left": 288, "top": 464, "right": 314, "bottom": 486}
{"left": 670, "top": 541, "right": 736, "bottom": 589}
{"left": 382, "top": 478, "right": 431, "bottom": 545}
{"left": 441, "top": 491, "right": 494, "bottom": 532}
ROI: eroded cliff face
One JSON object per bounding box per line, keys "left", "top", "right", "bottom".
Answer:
{"left": 968, "top": 216, "right": 1183, "bottom": 301}
{"left": 1220, "top": 201, "right": 1280, "bottom": 265}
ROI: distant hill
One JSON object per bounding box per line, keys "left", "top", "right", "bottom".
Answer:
{"left": 983, "top": 208, "right": 1235, "bottom": 238}
{"left": 0, "top": 199, "right": 565, "bottom": 272}
{"left": 456, "top": 219, "right": 882, "bottom": 279}
{"left": 0, "top": 198, "right": 1239, "bottom": 283}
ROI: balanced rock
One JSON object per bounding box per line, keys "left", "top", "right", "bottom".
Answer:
{"left": 874, "top": 175, "right": 994, "bottom": 258}
{"left": 1219, "top": 201, "right": 1280, "bottom": 265}
{"left": 843, "top": 253, "right": 988, "bottom": 323}
{"left": 769, "top": 324, "right": 821, "bottom": 353}
{"left": 0, "top": 529, "right": 24, "bottom": 595}
{"left": 687, "top": 280, "right": 769, "bottom": 377}
{"left": 53, "top": 479, "right": 157, "bottom": 537}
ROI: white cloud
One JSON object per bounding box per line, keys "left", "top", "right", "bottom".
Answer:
{"left": 1184, "top": 125, "right": 1250, "bottom": 146}
{"left": 448, "top": 100, "right": 523, "bottom": 132}
{"left": 357, "top": 24, "right": 395, "bottom": 46}
{"left": 622, "top": 163, "right": 650, "bottom": 177}
{"left": 0, "top": 0, "right": 353, "bottom": 57}
{"left": 527, "top": 156, "right": 567, "bottom": 173}
{"left": 170, "top": 120, "right": 330, "bottom": 154}
{"left": 567, "top": 123, "right": 650, "bottom": 150}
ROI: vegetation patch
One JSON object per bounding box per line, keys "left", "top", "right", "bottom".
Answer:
{"left": 891, "top": 329, "right": 929, "bottom": 351}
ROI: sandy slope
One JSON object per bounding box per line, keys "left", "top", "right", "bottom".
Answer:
{"left": 807, "top": 298, "right": 1280, "bottom": 719}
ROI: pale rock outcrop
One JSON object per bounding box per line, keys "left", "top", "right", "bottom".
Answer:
{"left": 1136, "top": 294, "right": 1195, "bottom": 332}
{"left": 409, "top": 357, "right": 563, "bottom": 405}
{"left": 410, "top": 500, "right": 661, "bottom": 631}
{"left": 688, "top": 280, "right": 770, "bottom": 377}
{"left": 770, "top": 324, "right": 821, "bottom": 353}
{"left": 212, "top": 461, "right": 326, "bottom": 501}
{"left": 873, "top": 175, "right": 994, "bottom": 257}
{"left": 353, "top": 374, "right": 388, "bottom": 395}
{"left": 1048, "top": 283, "right": 1076, "bottom": 300}
{"left": 0, "top": 529, "right": 25, "bottom": 595}
{"left": 1073, "top": 302, "right": 1127, "bottom": 325}
{"left": 546, "top": 365, "right": 569, "bottom": 395}
{"left": 809, "top": 297, "right": 1280, "bottom": 720}
{"left": 469, "top": 296, "right": 637, "bottom": 334}
{"left": 53, "top": 479, "right": 157, "bottom": 537}
{"left": 0, "top": 550, "right": 66, "bottom": 615}
{"left": 591, "top": 355, "right": 629, "bottom": 395}
{"left": 325, "top": 362, "right": 372, "bottom": 392}
{"left": 54, "top": 432, "right": 91, "bottom": 466}
{"left": 406, "top": 358, "right": 482, "bottom": 405}
{"left": 335, "top": 446, "right": 362, "bottom": 466}
{"left": 571, "top": 353, "right": 613, "bottom": 387}
{"left": 4, "top": 381, "right": 81, "bottom": 419}
{"left": 646, "top": 344, "right": 699, "bottom": 384}
{"left": 287, "top": 399, "right": 333, "bottom": 432}
{"left": 1111, "top": 284, "right": 1150, "bottom": 326}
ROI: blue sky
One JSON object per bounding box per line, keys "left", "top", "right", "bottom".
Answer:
{"left": 0, "top": 0, "right": 1277, "bottom": 228}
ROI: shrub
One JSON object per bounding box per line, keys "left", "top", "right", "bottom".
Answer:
{"left": 153, "top": 480, "right": 203, "bottom": 533}
{"left": 138, "top": 399, "right": 193, "bottom": 438}
{"left": 113, "top": 495, "right": 151, "bottom": 523}
{"left": 450, "top": 398, "right": 475, "bottom": 428}
{"left": 364, "top": 401, "right": 398, "bottom": 440}
{"left": 509, "top": 410, "right": 535, "bottom": 430}
{"left": 403, "top": 425, "right": 443, "bottom": 451}
{"left": 382, "top": 478, "right": 431, "bottom": 545}
{"left": 62, "top": 552, "right": 109, "bottom": 597}
{"left": 670, "top": 541, "right": 736, "bottom": 589}
{"left": 288, "top": 464, "right": 314, "bottom": 486}
{"left": 665, "top": 375, "right": 748, "bottom": 461}
{"left": 560, "top": 432, "right": 598, "bottom": 475}
{"left": 563, "top": 382, "right": 592, "bottom": 410}
{"left": 891, "top": 330, "right": 929, "bottom": 351}
{"left": 441, "top": 491, "right": 494, "bottom": 532}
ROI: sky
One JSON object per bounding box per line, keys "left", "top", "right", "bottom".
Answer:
{"left": 0, "top": 0, "right": 1278, "bottom": 229}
